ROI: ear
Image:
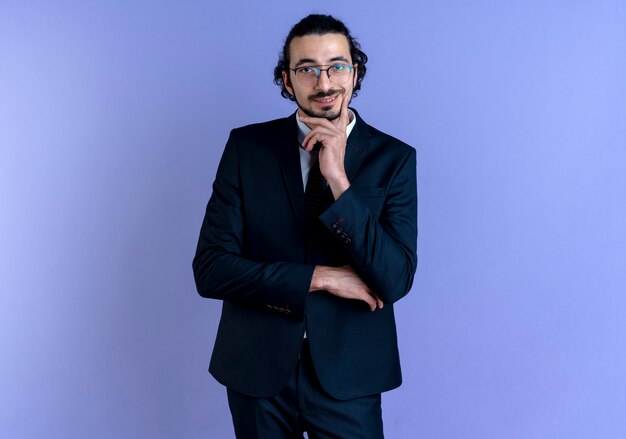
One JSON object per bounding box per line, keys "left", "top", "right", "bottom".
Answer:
{"left": 353, "top": 64, "right": 358, "bottom": 88}
{"left": 282, "top": 70, "right": 294, "bottom": 97}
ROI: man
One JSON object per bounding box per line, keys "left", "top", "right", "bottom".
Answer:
{"left": 193, "top": 14, "right": 417, "bottom": 438}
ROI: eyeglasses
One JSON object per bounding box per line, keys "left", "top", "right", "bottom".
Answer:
{"left": 290, "top": 64, "right": 354, "bottom": 87}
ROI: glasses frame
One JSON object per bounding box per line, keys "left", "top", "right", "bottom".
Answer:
{"left": 289, "top": 63, "right": 355, "bottom": 85}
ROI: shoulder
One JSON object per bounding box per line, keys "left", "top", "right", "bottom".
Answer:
{"left": 222, "top": 114, "right": 295, "bottom": 161}
{"left": 230, "top": 115, "right": 293, "bottom": 139}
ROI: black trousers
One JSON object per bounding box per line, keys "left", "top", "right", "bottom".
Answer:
{"left": 227, "top": 340, "right": 384, "bottom": 439}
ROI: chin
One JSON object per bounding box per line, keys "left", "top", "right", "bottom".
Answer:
{"left": 323, "top": 111, "right": 341, "bottom": 121}
{"left": 306, "top": 107, "right": 341, "bottom": 121}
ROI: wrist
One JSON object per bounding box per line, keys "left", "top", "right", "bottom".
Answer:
{"left": 327, "top": 176, "right": 350, "bottom": 200}
{"left": 309, "top": 265, "right": 329, "bottom": 292}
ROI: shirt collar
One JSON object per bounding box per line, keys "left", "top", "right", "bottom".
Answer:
{"left": 296, "top": 109, "right": 357, "bottom": 147}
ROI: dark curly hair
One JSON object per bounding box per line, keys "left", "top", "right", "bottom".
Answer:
{"left": 273, "top": 14, "right": 368, "bottom": 101}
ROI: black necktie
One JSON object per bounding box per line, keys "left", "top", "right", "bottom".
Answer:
{"left": 304, "top": 155, "right": 326, "bottom": 223}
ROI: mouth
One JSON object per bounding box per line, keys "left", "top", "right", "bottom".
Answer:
{"left": 311, "top": 93, "right": 340, "bottom": 106}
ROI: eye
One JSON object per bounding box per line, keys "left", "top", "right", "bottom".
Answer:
{"left": 332, "top": 64, "right": 348, "bottom": 71}
{"left": 298, "top": 67, "right": 316, "bottom": 74}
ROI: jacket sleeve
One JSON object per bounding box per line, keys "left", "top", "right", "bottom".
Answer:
{"left": 192, "top": 130, "right": 314, "bottom": 320}
{"left": 318, "top": 148, "right": 418, "bottom": 304}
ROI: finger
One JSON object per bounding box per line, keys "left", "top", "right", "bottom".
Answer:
{"left": 364, "top": 295, "right": 377, "bottom": 312}
{"left": 302, "top": 133, "right": 322, "bottom": 151}
{"left": 339, "top": 92, "right": 350, "bottom": 129}
{"left": 302, "top": 128, "right": 337, "bottom": 150}
{"left": 302, "top": 126, "right": 336, "bottom": 142}
{"left": 303, "top": 134, "right": 321, "bottom": 152}
{"left": 360, "top": 289, "right": 378, "bottom": 312}
{"left": 299, "top": 115, "right": 340, "bottom": 132}
{"left": 298, "top": 115, "right": 325, "bottom": 127}
{"left": 350, "top": 287, "right": 375, "bottom": 311}
{"left": 369, "top": 291, "right": 384, "bottom": 310}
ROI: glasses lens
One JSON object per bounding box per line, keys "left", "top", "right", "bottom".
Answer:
{"left": 329, "top": 65, "right": 351, "bottom": 84}
{"left": 295, "top": 67, "right": 318, "bottom": 87}
{"left": 294, "top": 65, "right": 352, "bottom": 86}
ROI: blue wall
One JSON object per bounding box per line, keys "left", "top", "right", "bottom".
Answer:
{"left": 1, "top": 1, "right": 625, "bottom": 437}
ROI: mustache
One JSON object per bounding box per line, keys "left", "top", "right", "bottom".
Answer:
{"left": 309, "top": 89, "right": 344, "bottom": 100}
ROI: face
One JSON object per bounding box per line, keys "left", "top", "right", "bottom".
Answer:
{"left": 282, "top": 33, "right": 358, "bottom": 121}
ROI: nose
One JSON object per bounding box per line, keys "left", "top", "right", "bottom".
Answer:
{"left": 315, "top": 70, "right": 332, "bottom": 92}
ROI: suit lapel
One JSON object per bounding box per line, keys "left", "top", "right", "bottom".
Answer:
{"left": 274, "top": 110, "right": 374, "bottom": 231}
{"left": 344, "top": 109, "right": 373, "bottom": 182}
{"left": 275, "top": 114, "right": 307, "bottom": 229}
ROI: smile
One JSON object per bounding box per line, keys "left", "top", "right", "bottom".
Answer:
{"left": 312, "top": 94, "right": 339, "bottom": 105}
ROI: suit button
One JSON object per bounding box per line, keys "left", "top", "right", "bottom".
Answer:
{"left": 331, "top": 223, "right": 338, "bottom": 230}
{"left": 344, "top": 237, "right": 352, "bottom": 244}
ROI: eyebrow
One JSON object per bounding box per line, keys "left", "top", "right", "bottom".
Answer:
{"left": 293, "top": 56, "right": 351, "bottom": 68}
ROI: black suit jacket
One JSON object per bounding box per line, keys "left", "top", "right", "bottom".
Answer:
{"left": 193, "top": 109, "right": 417, "bottom": 400}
